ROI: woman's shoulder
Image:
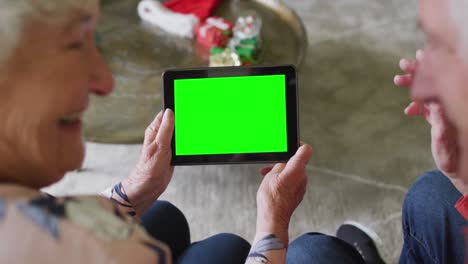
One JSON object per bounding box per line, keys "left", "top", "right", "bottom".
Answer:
{"left": 0, "top": 184, "right": 170, "bottom": 264}
{"left": 0, "top": 183, "right": 43, "bottom": 201}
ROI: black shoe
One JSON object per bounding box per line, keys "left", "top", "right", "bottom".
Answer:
{"left": 336, "top": 221, "right": 386, "bottom": 264}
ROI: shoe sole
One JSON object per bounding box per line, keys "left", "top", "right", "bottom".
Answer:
{"left": 342, "top": 220, "right": 383, "bottom": 245}
{"left": 342, "top": 219, "right": 387, "bottom": 262}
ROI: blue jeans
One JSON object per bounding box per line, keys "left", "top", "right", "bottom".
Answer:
{"left": 400, "top": 170, "right": 467, "bottom": 263}
{"left": 141, "top": 201, "right": 364, "bottom": 263}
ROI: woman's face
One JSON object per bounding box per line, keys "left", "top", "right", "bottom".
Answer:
{"left": 0, "top": 10, "right": 114, "bottom": 188}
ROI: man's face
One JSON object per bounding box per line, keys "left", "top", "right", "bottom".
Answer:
{"left": 414, "top": 0, "right": 468, "bottom": 176}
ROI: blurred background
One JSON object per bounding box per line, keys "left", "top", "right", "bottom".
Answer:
{"left": 45, "top": 0, "right": 430, "bottom": 263}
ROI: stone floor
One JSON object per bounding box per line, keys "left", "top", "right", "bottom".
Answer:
{"left": 44, "top": 0, "right": 432, "bottom": 263}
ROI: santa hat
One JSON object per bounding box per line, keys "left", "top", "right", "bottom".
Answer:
{"left": 138, "top": 0, "right": 221, "bottom": 38}
{"left": 164, "top": 0, "right": 221, "bottom": 22}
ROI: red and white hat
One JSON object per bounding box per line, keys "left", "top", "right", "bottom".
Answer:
{"left": 137, "top": 0, "right": 221, "bottom": 38}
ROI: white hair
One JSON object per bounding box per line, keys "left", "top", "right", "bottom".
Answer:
{"left": 450, "top": 0, "right": 468, "bottom": 58}
{"left": 0, "top": 0, "right": 98, "bottom": 65}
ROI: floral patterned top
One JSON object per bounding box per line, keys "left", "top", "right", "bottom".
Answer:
{"left": 0, "top": 184, "right": 171, "bottom": 263}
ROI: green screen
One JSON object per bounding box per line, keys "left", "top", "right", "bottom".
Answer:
{"left": 174, "top": 74, "right": 288, "bottom": 156}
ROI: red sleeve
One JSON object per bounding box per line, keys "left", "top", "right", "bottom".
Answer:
{"left": 454, "top": 196, "right": 468, "bottom": 264}
{"left": 455, "top": 195, "right": 468, "bottom": 220}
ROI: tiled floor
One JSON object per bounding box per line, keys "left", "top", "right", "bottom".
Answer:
{"left": 45, "top": 0, "right": 433, "bottom": 262}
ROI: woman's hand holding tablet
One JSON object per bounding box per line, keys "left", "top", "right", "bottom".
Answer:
{"left": 163, "top": 65, "right": 299, "bottom": 165}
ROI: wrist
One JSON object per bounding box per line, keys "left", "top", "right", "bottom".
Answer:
{"left": 253, "top": 230, "right": 289, "bottom": 248}
{"left": 121, "top": 176, "right": 159, "bottom": 217}
{"left": 105, "top": 181, "right": 138, "bottom": 218}
{"left": 255, "top": 220, "right": 289, "bottom": 245}
{"left": 248, "top": 232, "right": 287, "bottom": 263}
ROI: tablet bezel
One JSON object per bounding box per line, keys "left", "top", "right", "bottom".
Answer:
{"left": 163, "top": 65, "right": 299, "bottom": 165}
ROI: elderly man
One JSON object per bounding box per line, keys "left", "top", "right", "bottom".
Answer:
{"left": 391, "top": 0, "right": 468, "bottom": 263}
{"left": 287, "top": 0, "right": 468, "bottom": 263}
{"left": 343, "top": 0, "right": 468, "bottom": 263}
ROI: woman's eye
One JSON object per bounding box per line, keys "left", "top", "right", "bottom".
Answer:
{"left": 67, "top": 41, "right": 84, "bottom": 50}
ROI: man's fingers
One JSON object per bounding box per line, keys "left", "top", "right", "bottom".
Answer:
{"left": 279, "top": 145, "right": 313, "bottom": 180}
{"left": 394, "top": 75, "right": 413, "bottom": 87}
{"left": 416, "top": 49, "right": 424, "bottom": 62}
{"left": 400, "top": 59, "right": 417, "bottom": 74}
{"left": 427, "top": 103, "right": 447, "bottom": 126}
{"left": 155, "top": 109, "right": 175, "bottom": 154}
{"left": 144, "top": 111, "right": 164, "bottom": 145}
{"left": 404, "top": 102, "right": 424, "bottom": 116}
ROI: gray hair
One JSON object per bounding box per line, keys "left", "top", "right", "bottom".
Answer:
{"left": 0, "top": 0, "right": 98, "bottom": 65}
{"left": 450, "top": 0, "right": 468, "bottom": 58}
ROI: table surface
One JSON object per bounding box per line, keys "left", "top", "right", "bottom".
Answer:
{"left": 84, "top": 0, "right": 308, "bottom": 143}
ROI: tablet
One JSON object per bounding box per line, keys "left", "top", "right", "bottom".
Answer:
{"left": 163, "top": 65, "right": 299, "bottom": 165}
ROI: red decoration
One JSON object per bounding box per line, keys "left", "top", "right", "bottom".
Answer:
{"left": 195, "top": 17, "right": 234, "bottom": 49}
{"left": 163, "top": 0, "right": 222, "bottom": 22}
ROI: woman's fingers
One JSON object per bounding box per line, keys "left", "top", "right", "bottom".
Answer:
{"left": 144, "top": 111, "right": 164, "bottom": 145}
{"left": 261, "top": 144, "right": 312, "bottom": 176}
{"left": 268, "top": 163, "right": 287, "bottom": 176}
{"left": 260, "top": 165, "right": 275, "bottom": 176}
{"left": 147, "top": 109, "right": 175, "bottom": 159}
{"left": 279, "top": 145, "right": 313, "bottom": 181}
{"left": 155, "top": 109, "right": 175, "bottom": 154}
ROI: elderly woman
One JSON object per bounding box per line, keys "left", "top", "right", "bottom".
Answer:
{"left": 0, "top": 1, "right": 374, "bottom": 264}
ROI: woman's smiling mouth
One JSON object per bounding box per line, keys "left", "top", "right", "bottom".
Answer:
{"left": 59, "top": 112, "right": 83, "bottom": 130}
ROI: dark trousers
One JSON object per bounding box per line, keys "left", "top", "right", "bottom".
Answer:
{"left": 141, "top": 201, "right": 363, "bottom": 263}
{"left": 400, "top": 170, "right": 467, "bottom": 264}
{"left": 141, "top": 170, "right": 467, "bottom": 263}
